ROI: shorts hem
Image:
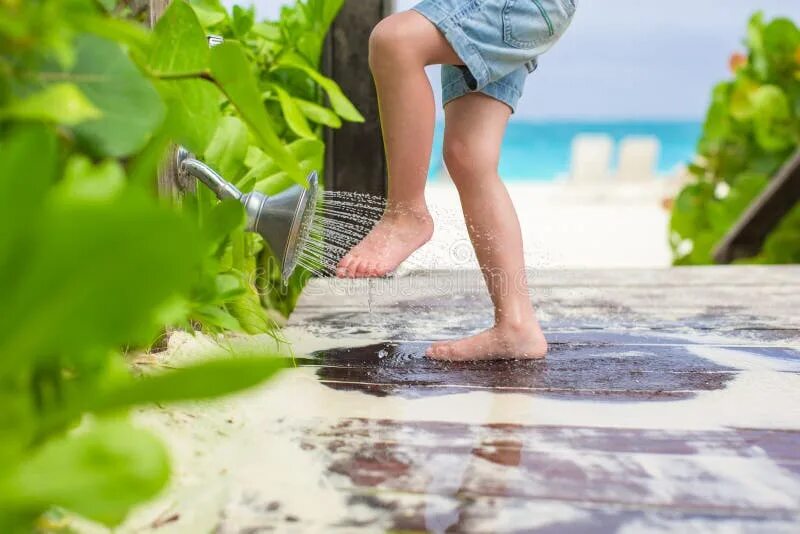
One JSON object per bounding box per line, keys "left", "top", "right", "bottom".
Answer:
{"left": 442, "top": 78, "right": 521, "bottom": 113}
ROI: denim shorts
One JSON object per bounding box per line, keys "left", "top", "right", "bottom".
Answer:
{"left": 413, "top": 0, "right": 577, "bottom": 112}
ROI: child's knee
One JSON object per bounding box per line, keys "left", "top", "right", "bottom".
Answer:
{"left": 369, "top": 16, "right": 405, "bottom": 68}
{"left": 369, "top": 13, "right": 430, "bottom": 71}
{"left": 443, "top": 137, "right": 495, "bottom": 183}
{"left": 443, "top": 138, "right": 472, "bottom": 178}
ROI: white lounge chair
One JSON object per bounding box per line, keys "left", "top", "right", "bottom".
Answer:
{"left": 615, "top": 136, "right": 660, "bottom": 181}
{"left": 569, "top": 134, "right": 613, "bottom": 183}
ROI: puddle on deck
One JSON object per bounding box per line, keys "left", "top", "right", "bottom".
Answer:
{"left": 302, "top": 341, "right": 737, "bottom": 401}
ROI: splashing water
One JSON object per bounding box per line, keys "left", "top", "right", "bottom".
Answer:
{"left": 294, "top": 190, "right": 387, "bottom": 277}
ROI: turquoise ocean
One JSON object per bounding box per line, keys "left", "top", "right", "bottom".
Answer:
{"left": 428, "top": 120, "right": 703, "bottom": 181}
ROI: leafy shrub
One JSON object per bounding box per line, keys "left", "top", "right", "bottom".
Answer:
{"left": 0, "top": 0, "right": 341, "bottom": 529}
{"left": 186, "top": 0, "right": 362, "bottom": 324}
{"left": 670, "top": 13, "right": 800, "bottom": 264}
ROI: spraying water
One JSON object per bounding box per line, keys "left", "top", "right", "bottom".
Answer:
{"left": 294, "top": 190, "right": 387, "bottom": 277}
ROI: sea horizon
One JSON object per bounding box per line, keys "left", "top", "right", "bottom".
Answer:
{"left": 429, "top": 119, "right": 703, "bottom": 181}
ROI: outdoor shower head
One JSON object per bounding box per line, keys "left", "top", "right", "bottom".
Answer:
{"left": 177, "top": 148, "right": 319, "bottom": 282}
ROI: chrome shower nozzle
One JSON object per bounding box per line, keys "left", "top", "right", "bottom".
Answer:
{"left": 177, "top": 149, "right": 319, "bottom": 283}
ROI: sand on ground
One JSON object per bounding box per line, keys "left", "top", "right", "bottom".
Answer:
{"left": 405, "top": 181, "right": 674, "bottom": 271}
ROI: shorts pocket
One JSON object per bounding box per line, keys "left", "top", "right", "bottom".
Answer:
{"left": 502, "top": 0, "right": 576, "bottom": 49}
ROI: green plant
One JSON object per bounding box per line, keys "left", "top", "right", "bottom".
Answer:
{"left": 670, "top": 12, "right": 800, "bottom": 264}
{"left": 0, "top": 0, "right": 303, "bottom": 530}
{"left": 184, "top": 0, "right": 362, "bottom": 323}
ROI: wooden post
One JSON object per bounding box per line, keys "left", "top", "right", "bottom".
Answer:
{"left": 713, "top": 150, "right": 800, "bottom": 263}
{"left": 148, "top": 0, "right": 170, "bottom": 27}
{"left": 323, "top": 0, "right": 393, "bottom": 197}
{"left": 148, "top": 0, "right": 182, "bottom": 200}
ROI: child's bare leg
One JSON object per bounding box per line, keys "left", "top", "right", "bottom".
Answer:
{"left": 426, "top": 93, "right": 547, "bottom": 360}
{"left": 337, "top": 12, "right": 461, "bottom": 278}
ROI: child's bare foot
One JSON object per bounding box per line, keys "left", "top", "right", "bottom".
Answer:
{"left": 336, "top": 205, "right": 433, "bottom": 278}
{"left": 426, "top": 322, "right": 548, "bottom": 361}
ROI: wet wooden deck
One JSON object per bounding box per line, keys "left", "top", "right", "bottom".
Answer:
{"left": 279, "top": 266, "right": 800, "bottom": 532}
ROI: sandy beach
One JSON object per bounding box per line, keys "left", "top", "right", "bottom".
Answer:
{"left": 405, "top": 181, "right": 674, "bottom": 272}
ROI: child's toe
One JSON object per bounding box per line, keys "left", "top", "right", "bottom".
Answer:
{"left": 366, "top": 261, "right": 380, "bottom": 277}
{"left": 374, "top": 262, "right": 390, "bottom": 277}
{"left": 427, "top": 342, "right": 451, "bottom": 359}
{"left": 348, "top": 258, "right": 364, "bottom": 278}
{"left": 337, "top": 255, "right": 354, "bottom": 277}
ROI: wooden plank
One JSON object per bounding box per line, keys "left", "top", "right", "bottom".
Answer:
{"left": 294, "top": 281, "right": 799, "bottom": 310}
{"left": 217, "top": 488, "right": 800, "bottom": 534}
{"left": 289, "top": 266, "right": 800, "bottom": 345}
{"left": 309, "top": 419, "right": 800, "bottom": 461}
{"left": 288, "top": 310, "right": 800, "bottom": 346}
{"left": 714, "top": 150, "right": 800, "bottom": 263}
{"left": 322, "top": 0, "right": 392, "bottom": 197}
{"left": 293, "top": 418, "right": 800, "bottom": 516}
{"left": 295, "top": 267, "right": 800, "bottom": 313}
{"left": 217, "top": 488, "right": 800, "bottom": 533}
{"left": 299, "top": 266, "right": 800, "bottom": 296}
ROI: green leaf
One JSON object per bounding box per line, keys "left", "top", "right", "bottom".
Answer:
{"left": 204, "top": 116, "right": 250, "bottom": 183}
{"left": 56, "top": 155, "right": 126, "bottom": 202}
{"left": 95, "top": 0, "right": 117, "bottom": 11}
{"left": 192, "top": 303, "right": 243, "bottom": 331}
{"left": 67, "top": 34, "right": 166, "bottom": 157}
{"left": 728, "top": 77, "right": 758, "bottom": 121}
{"left": 251, "top": 22, "right": 282, "bottom": 41}
{"left": 687, "top": 230, "right": 719, "bottom": 265}
{"left": 0, "top": 191, "right": 203, "bottom": 373}
{"left": 209, "top": 42, "right": 304, "bottom": 185}
{"left": 95, "top": 354, "right": 286, "bottom": 410}
{"left": 215, "top": 272, "right": 247, "bottom": 300}
{"left": 148, "top": 0, "right": 220, "bottom": 152}
{"left": 187, "top": 0, "right": 229, "bottom": 28}
{"left": 75, "top": 15, "right": 151, "bottom": 57}
{"left": 1, "top": 83, "right": 101, "bottom": 125}
{"left": 232, "top": 5, "right": 255, "bottom": 39}
{"left": 312, "top": 0, "right": 345, "bottom": 28}
{"left": 669, "top": 181, "right": 714, "bottom": 239}
{"left": 228, "top": 288, "right": 276, "bottom": 334}
{"left": 699, "top": 82, "right": 732, "bottom": 150}
{"left": 725, "top": 171, "right": 769, "bottom": 218}
{"left": 762, "top": 18, "right": 800, "bottom": 77}
{"left": 253, "top": 171, "right": 292, "bottom": 196}
{"left": 272, "top": 84, "right": 315, "bottom": 139}
{"left": 746, "top": 12, "right": 768, "bottom": 77}
{"left": 289, "top": 138, "right": 325, "bottom": 170}
{"left": 1, "top": 420, "right": 169, "bottom": 526}
{"left": 750, "top": 85, "right": 793, "bottom": 152}
{"left": 245, "top": 145, "right": 268, "bottom": 168}
{"left": 294, "top": 97, "right": 342, "bottom": 128}
{"left": 159, "top": 78, "right": 221, "bottom": 154}
{"left": 0, "top": 125, "right": 58, "bottom": 260}
{"left": 148, "top": 0, "right": 210, "bottom": 75}
{"left": 274, "top": 53, "right": 364, "bottom": 122}
{"left": 251, "top": 138, "right": 323, "bottom": 195}
{"left": 761, "top": 204, "right": 800, "bottom": 263}
{"left": 201, "top": 197, "right": 245, "bottom": 245}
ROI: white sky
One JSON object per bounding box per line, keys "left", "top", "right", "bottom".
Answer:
{"left": 228, "top": 0, "right": 800, "bottom": 120}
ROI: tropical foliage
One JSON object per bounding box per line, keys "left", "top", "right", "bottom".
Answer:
{"left": 0, "top": 0, "right": 352, "bottom": 530}
{"left": 670, "top": 13, "right": 800, "bottom": 264}
{"left": 188, "top": 0, "right": 360, "bottom": 323}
